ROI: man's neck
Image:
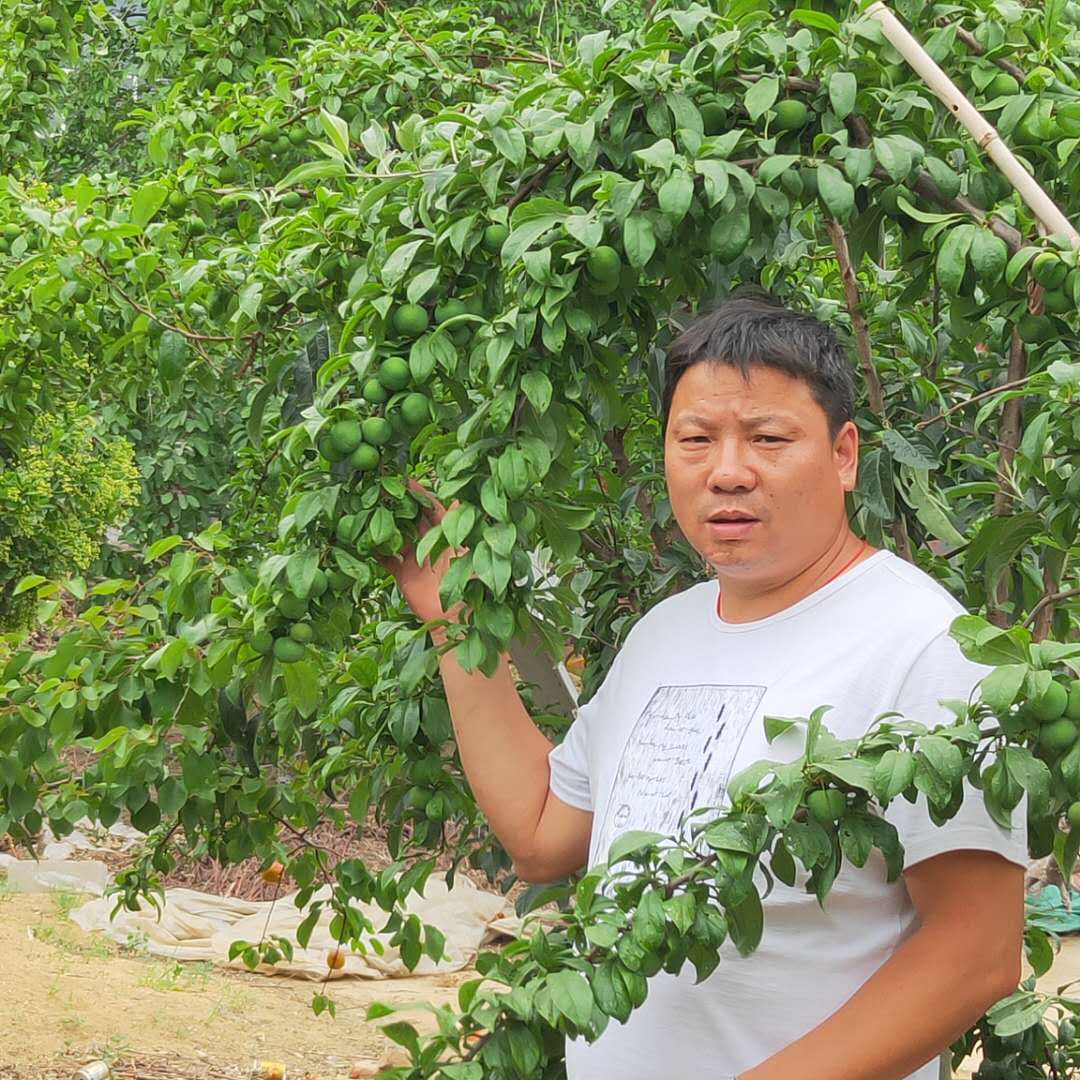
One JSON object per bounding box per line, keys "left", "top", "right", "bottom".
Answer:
{"left": 715, "top": 532, "right": 874, "bottom": 624}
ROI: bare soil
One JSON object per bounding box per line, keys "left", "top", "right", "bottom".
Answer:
{"left": 0, "top": 889, "right": 477, "bottom": 1078}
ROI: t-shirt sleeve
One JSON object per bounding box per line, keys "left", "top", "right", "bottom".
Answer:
{"left": 547, "top": 651, "right": 625, "bottom": 813}
{"left": 879, "top": 628, "right": 1029, "bottom": 872}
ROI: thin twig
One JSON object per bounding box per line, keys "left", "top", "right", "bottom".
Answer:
{"left": 1024, "top": 588, "right": 1080, "bottom": 631}
{"left": 915, "top": 375, "right": 1034, "bottom": 429}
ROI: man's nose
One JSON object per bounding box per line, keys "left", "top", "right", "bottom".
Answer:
{"left": 706, "top": 439, "right": 757, "bottom": 492}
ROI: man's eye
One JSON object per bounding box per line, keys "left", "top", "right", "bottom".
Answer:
{"left": 681, "top": 437, "right": 708, "bottom": 443}
{"left": 755, "top": 435, "right": 788, "bottom": 444}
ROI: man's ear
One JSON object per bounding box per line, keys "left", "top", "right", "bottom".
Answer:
{"left": 835, "top": 420, "right": 859, "bottom": 492}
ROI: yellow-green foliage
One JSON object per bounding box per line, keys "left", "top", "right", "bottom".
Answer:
{"left": 0, "top": 408, "right": 139, "bottom": 628}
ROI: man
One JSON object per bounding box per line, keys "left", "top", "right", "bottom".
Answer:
{"left": 383, "top": 287, "right": 1027, "bottom": 1080}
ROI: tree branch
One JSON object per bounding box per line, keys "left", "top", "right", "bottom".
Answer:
{"left": 847, "top": 114, "right": 1023, "bottom": 252}
{"left": 1024, "top": 587, "right": 1080, "bottom": 633}
{"left": 739, "top": 72, "right": 821, "bottom": 93}
{"left": 507, "top": 150, "right": 570, "bottom": 211}
{"left": 824, "top": 215, "right": 914, "bottom": 563}
{"left": 988, "top": 308, "right": 1034, "bottom": 626}
{"left": 825, "top": 216, "right": 883, "bottom": 415}
{"left": 939, "top": 19, "right": 1026, "bottom": 83}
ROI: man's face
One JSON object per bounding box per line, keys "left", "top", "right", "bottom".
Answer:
{"left": 663, "top": 361, "right": 858, "bottom": 582}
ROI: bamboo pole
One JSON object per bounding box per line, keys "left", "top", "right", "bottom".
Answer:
{"left": 865, "top": 1, "right": 1080, "bottom": 248}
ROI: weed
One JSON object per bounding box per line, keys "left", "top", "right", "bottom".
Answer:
{"left": 137, "top": 958, "right": 214, "bottom": 993}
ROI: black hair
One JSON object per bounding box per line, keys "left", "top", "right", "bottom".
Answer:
{"left": 661, "top": 285, "right": 857, "bottom": 440}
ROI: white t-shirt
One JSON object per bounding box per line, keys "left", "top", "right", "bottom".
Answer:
{"left": 548, "top": 549, "right": 1028, "bottom": 1080}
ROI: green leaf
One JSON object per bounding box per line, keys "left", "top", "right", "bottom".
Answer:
{"left": 744, "top": 76, "right": 779, "bottom": 122}
{"left": 816, "top": 163, "right": 854, "bottom": 222}
{"left": 286, "top": 549, "right": 320, "bottom": 598}
{"left": 633, "top": 138, "right": 675, "bottom": 172}
{"left": 501, "top": 216, "right": 561, "bottom": 266}
{"left": 319, "top": 108, "right": 352, "bottom": 160}
{"left": 606, "top": 830, "right": 665, "bottom": 866}
{"left": 131, "top": 181, "right": 168, "bottom": 228}
{"left": 12, "top": 575, "right": 47, "bottom": 596}
{"left": 492, "top": 125, "right": 526, "bottom": 168}
{"left": 757, "top": 155, "right": 801, "bottom": 186}
{"left": 1005, "top": 245, "right": 1041, "bottom": 286}
{"left": 978, "top": 664, "right": 1029, "bottom": 714}
{"left": 873, "top": 135, "right": 915, "bottom": 183}
{"left": 935, "top": 223, "right": 976, "bottom": 296}
{"left": 872, "top": 749, "right": 917, "bottom": 803}
{"left": 282, "top": 658, "right": 321, "bottom": 718}
{"left": 564, "top": 118, "right": 595, "bottom": 163}
{"left": 658, "top": 170, "right": 694, "bottom": 222}
{"left": 591, "top": 960, "right": 631, "bottom": 1022}
{"left": 546, "top": 970, "right": 594, "bottom": 1027}
{"left": 623, "top": 214, "right": 656, "bottom": 269}
{"left": 520, "top": 370, "right": 553, "bottom": 415}
{"left": 986, "top": 990, "right": 1047, "bottom": 1038}
{"left": 792, "top": 8, "right": 840, "bottom": 31}
{"left": 725, "top": 887, "right": 764, "bottom": 957}
{"left": 880, "top": 428, "right": 939, "bottom": 470}
{"left": 964, "top": 512, "right": 1042, "bottom": 588}
{"left": 828, "top": 72, "right": 857, "bottom": 120}
{"left": 858, "top": 446, "right": 895, "bottom": 519}
{"left": 381, "top": 238, "right": 426, "bottom": 290}
{"left": 900, "top": 467, "right": 965, "bottom": 547}
{"left": 158, "top": 776, "right": 187, "bottom": 815}
{"left": 274, "top": 159, "right": 346, "bottom": 192}
{"left": 694, "top": 160, "right": 730, "bottom": 206}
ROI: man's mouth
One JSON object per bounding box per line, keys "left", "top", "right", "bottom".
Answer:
{"left": 705, "top": 512, "right": 759, "bottom": 539}
{"left": 706, "top": 512, "right": 758, "bottom": 523}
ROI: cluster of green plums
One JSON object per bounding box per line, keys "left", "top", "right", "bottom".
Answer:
{"left": 248, "top": 566, "right": 353, "bottom": 664}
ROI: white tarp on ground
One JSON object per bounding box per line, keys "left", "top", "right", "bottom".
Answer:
{"left": 1, "top": 819, "right": 525, "bottom": 980}
{"left": 68, "top": 872, "right": 524, "bottom": 979}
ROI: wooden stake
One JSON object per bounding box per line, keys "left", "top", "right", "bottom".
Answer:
{"left": 865, "top": 2, "right": 1080, "bottom": 248}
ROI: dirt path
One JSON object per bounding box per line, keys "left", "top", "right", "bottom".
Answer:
{"left": 0, "top": 889, "right": 476, "bottom": 1078}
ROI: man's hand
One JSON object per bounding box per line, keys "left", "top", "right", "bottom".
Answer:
{"left": 377, "top": 479, "right": 466, "bottom": 628}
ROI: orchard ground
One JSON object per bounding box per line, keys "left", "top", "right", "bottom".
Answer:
{"left": 0, "top": 863, "right": 1076, "bottom": 1077}
{"left": 0, "top": 803, "right": 535, "bottom": 1079}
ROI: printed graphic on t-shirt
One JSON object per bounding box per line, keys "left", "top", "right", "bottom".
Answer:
{"left": 593, "top": 684, "right": 765, "bottom": 870}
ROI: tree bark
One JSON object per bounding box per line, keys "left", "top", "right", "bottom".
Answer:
{"left": 825, "top": 216, "right": 914, "bottom": 563}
